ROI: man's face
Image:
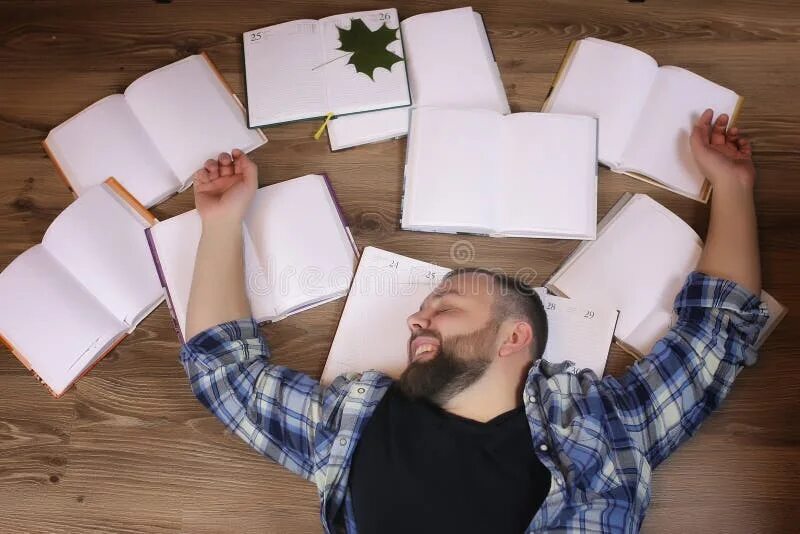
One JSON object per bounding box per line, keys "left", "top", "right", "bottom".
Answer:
{"left": 399, "top": 273, "right": 500, "bottom": 405}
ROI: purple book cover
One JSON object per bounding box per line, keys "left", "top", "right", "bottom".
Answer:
{"left": 144, "top": 227, "right": 185, "bottom": 344}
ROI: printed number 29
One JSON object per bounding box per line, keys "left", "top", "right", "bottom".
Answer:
{"left": 379, "top": 12, "right": 390, "bottom": 21}
{"left": 250, "top": 32, "right": 263, "bottom": 42}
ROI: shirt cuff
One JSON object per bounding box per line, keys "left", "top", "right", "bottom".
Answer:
{"left": 674, "top": 271, "right": 769, "bottom": 346}
{"left": 180, "top": 318, "right": 266, "bottom": 370}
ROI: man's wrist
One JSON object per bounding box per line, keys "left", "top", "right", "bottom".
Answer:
{"left": 201, "top": 216, "right": 243, "bottom": 239}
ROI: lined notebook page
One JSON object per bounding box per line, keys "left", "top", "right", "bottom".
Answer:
{"left": 243, "top": 20, "right": 326, "bottom": 125}
{"left": 322, "top": 247, "right": 450, "bottom": 384}
{"left": 535, "top": 289, "right": 617, "bottom": 377}
{"left": 320, "top": 9, "right": 409, "bottom": 116}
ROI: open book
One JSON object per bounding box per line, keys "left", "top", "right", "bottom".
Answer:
{"left": 542, "top": 38, "right": 742, "bottom": 202}
{"left": 243, "top": 8, "right": 411, "bottom": 127}
{"left": 402, "top": 107, "right": 598, "bottom": 239}
{"left": 44, "top": 54, "right": 267, "bottom": 208}
{"left": 146, "top": 174, "right": 358, "bottom": 342}
{"left": 321, "top": 247, "right": 619, "bottom": 384}
{"left": 0, "top": 179, "right": 164, "bottom": 397}
{"left": 327, "top": 6, "right": 509, "bottom": 150}
{"left": 546, "top": 193, "right": 787, "bottom": 357}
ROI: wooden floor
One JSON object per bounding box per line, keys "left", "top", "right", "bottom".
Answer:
{"left": 1, "top": 0, "right": 798, "bottom": 532}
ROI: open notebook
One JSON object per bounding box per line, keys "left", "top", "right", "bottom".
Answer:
{"left": 243, "top": 8, "right": 410, "bottom": 127}
{"left": 547, "top": 193, "right": 787, "bottom": 357}
{"left": 146, "top": 174, "right": 358, "bottom": 342}
{"left": 402, "top": 107, "right": 598, "bottom": 239}
{"left": 542, "top": 38, "right": 742, "bottom": 202}
{"left": 321, "top": 247, "right": 619, "bottom": 384}
{"left": 44, "top": 53, "right": 266, "bottom": 208}
{"left": 327, "top": 6, "right": 509, "bottom": 150}
{"left": 0, "top": 179, "right": 164, "bottom": 397}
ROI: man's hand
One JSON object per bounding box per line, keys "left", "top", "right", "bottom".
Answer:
{"left": 193, "top": 149, "right": 258, "bottom": 225}
{"left": 690, "top": 108, "right": 755, "bottom": 191}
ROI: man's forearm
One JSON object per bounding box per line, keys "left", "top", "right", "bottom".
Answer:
{"left": 697, "top": 182, "right": 761, "bottom": 295}
{"left": 185, "top": 221, "right": 252, "bottom": 340}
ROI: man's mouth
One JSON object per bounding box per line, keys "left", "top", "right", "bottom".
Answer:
{"left": 409, "top": 336, "right": 441, "bottom": 364}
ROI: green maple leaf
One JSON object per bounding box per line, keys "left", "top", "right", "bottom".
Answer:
{"left": 336, "top": 18, "right": 403, "bottom": 80}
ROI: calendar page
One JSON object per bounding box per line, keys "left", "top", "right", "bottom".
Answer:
{"left": 322, "top": 246, "right": 450, "bottom": 384}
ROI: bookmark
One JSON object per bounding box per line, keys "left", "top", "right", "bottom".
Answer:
{"left": 313, "top": 112, "right": 334, "bottom": 140}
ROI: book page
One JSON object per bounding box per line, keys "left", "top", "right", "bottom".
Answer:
{"left": 243, "top": 20, "right": 327, "bottom": 125}
{"left": 322, "top": 247, "right": 450, "bottom": 384}
{"left": 0, "top": 246, "right": 125, "bottom": 396}
{"left": 327, "top": 107, "right": 410, "bottom": 150}
{"left": 320, "top": 9, "right": 410, "bottom": 115}
{"left": 402, "top": 107, "right": 500, "bottom": 232}
{"left": 44, "top": 95, "right": 178, "bottom": 208}
{"left": 620, "top": 66, "right": 740, "bottom": 199}
{"left": 401, "top": 7, "right": 508, "bottom": 111}
{"left": 124, "top": 55, "right": 266, "bottom": 183}
{"left": 41, "top": 184, "right": 163, "bottom": 327}
{"left": 147, "top": 210, "right": 263, "bottom": 339}
{"left": 544, "top": 38, "right": 658, "bottom": 167}
{"left": 534, "top": 289, "right": 617, "bottom": 377}
{"left": 548, "top": 194, "right": 702, "bottom": 353}
{"left": 244, "top": 175, "right": 357, "bottom": 318}
{"left": 497, "top": 113, "right": 597, "bottom": 238}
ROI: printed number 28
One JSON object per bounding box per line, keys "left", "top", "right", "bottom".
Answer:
{"left": 250, "top": 32, "right": 263, "bottom": 42}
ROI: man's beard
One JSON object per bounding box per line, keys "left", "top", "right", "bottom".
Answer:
{"left": 397, "top": 321, "right": 498, "bottom": 406}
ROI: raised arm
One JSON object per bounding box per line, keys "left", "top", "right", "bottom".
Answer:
{"left": 600, "top": 110, "right": 767, "bottom": 467}
{"left": 180, "top": 151, "right": 336, "bottom": 482}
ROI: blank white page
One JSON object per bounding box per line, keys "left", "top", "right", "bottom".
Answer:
{"left": 147, "top": 211, "right": 263, "bottom": 340}
{"left": 0, "top": 246, "right": 125, "bottom": 396}
{"left": 125, "top": 55, "right": 266, "bottom": 183}
{"left": 497, "top": 113, "right": 597, "bottom": 238}
{"left": 320, "top": 9, "right": 410, "bottom": 115}
{"left": 401, "top": 7, "right": 508, "bottom": 111}
{"left": 41, "top": 184, "right": 162, "bottom": 328}
{"left": 244, "top": 175, "right": 357, "bottom": 317}
{"left": 544, "top": 38, "right": 658, "bottom": 167}
{"left": 243, "top": 20, "right": 327, "bottom": 125}
{"left": 327, "top": 107, "right": 410, "bottom": 150}
{"left": 322, "top": 247, "right": 450, "bottom": 384}
{"left": 549, "top": 194, "right": 702, "bottom": 349}
{"left": 403, "top": 107, "right": 499, "bottom": 231}
{"left": 621, "top": 66, "right": 740, "bottom": 199}
{"left": 44, "top": 95, "right": 178, "bottom": 208}
{"left": 535, "top": 289, "right": 617, "bottom": 377}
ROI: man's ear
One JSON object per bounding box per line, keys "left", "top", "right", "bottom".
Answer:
{"left": 498, "top": 321, "right": 534, "bottom": 358}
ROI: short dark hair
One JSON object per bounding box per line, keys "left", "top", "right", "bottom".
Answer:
{"left": 441, "top": 268, "right": 548, "bottom": 359}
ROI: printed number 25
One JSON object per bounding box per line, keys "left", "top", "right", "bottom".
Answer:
{"left": 250, "top": 32, "right": 263, "bottom": 42}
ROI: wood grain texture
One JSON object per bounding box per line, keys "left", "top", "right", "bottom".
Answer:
{"left": 0, "top": 0, "right": 798, "bottom": 532}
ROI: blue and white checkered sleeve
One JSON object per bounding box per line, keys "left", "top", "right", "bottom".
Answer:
{"left": 179, "top": 318, "right": 328, "bottom": 481}
{"left": 600, "top": 272, "right": 769, "bottom": 468}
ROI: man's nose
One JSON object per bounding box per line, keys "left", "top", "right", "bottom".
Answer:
{"left": 407, "top": 310, "right": 430, "bottom": 332}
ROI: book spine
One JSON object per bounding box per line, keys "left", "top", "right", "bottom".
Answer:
{"left": 41, "top": 139, "right": 78, "bottom": 197}
{"left": 320, "top": 173, "right": 359, "bottom": 257}
{"left": 104, "top": 177, "right": 158, "bottom": 225}
{"left": 541, "top": 39, "right": 578, "bottom": 111}
{"left": 145, "top": 227, "right": 186, "bottom": 344}
{"left": 202, "top": 51, "right": 267, "bottom": 141}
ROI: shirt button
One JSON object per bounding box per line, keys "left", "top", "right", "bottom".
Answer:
{"left": 357, "top": 387, "right": 366, "bottom": 394}
{"left": 539, "top": 444, "right": 549, "bottom": 452}
{"left": 529, "top": 395, "right": 537, "bottom": 404}
{"left": 340, "top": 438, "right": 347, "bottom": 446}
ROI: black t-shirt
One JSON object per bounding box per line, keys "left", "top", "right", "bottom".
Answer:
{"left": 349, "top": 384, "right": 551, "bottom": 534}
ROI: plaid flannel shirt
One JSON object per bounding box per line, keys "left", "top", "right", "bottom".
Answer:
{"left": 180, "top": 272, "right": 768, "bottom": 533}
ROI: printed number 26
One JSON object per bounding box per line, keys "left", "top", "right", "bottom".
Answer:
{"left": 379, "top": 12, "right": 390, "bottom": 21}
{"left": 250, "top": 32, "right": 263, "bottom": 41}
